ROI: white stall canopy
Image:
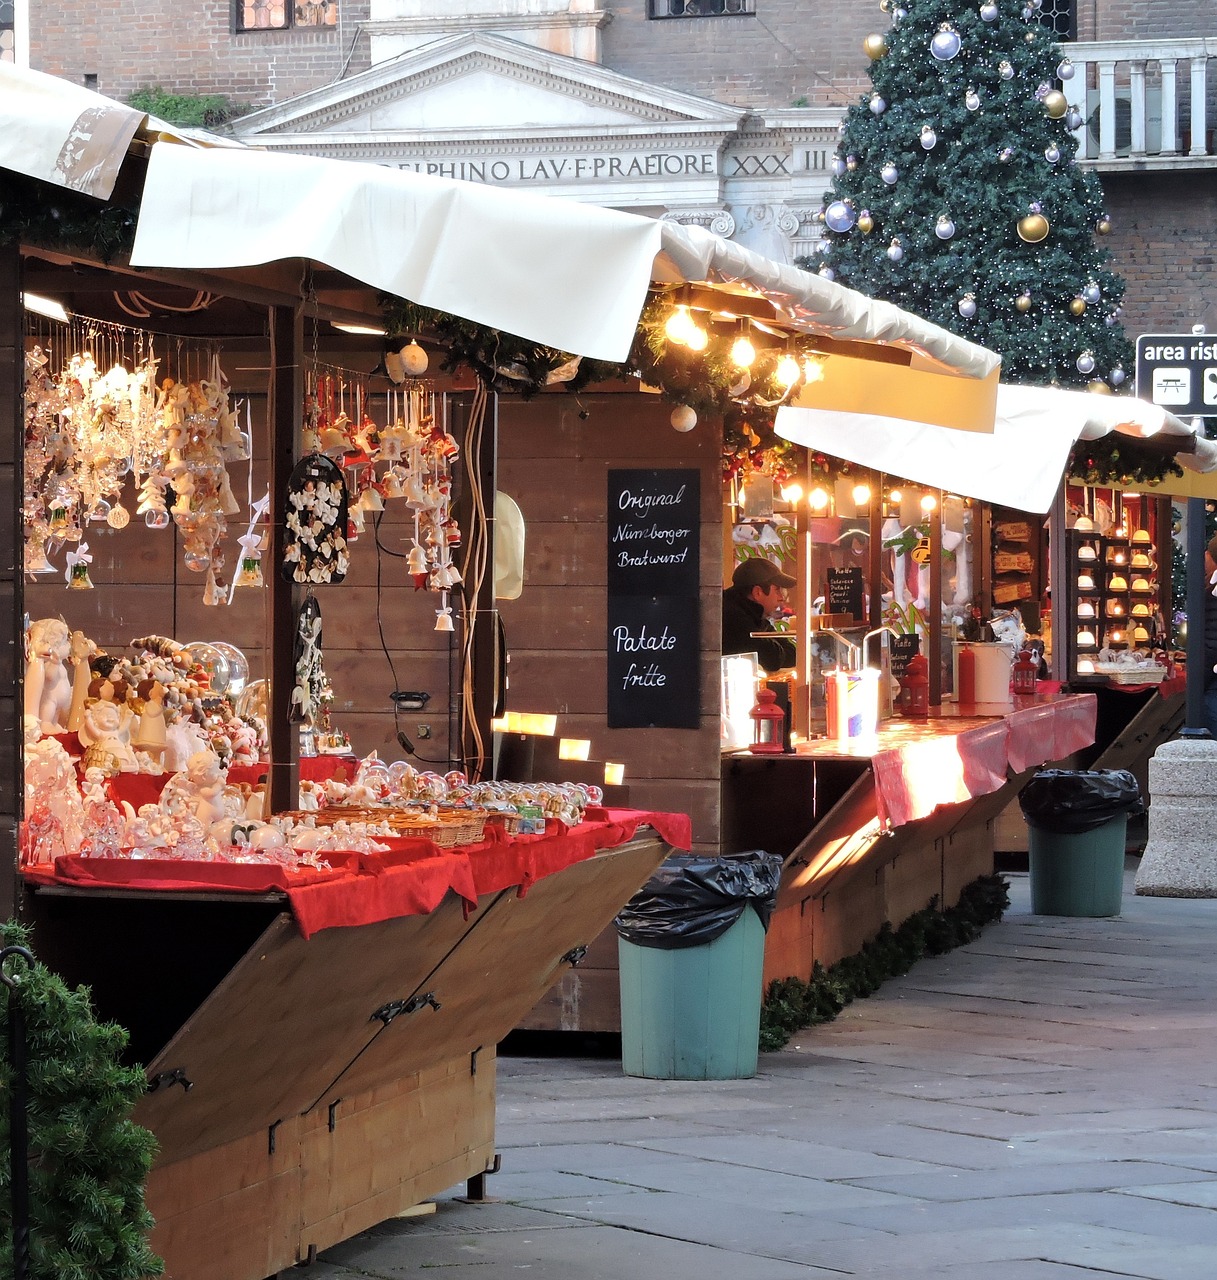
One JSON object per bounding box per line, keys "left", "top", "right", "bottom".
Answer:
{"left": 776, "top": 384, "right": 1217, "bottom": 513}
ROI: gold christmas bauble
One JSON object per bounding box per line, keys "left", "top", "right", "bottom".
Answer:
{"left": 1016, "top": 213, "right": 1050, "bottom": 243}
{"left": 1043, "top": 91, "right": 1068, "bottom": 119}
{"left": 1096, "top": 217, "right": 1113, "bottom": 235}
{"left": 1069, "top": 298, "right": 1087, "bottom": 316}
{"left": 1088, "top": 380, "right": 1112, "bottom": 394}
{"left": 670, "top": 405, "right": 698, "bottom": 433}
{"left": 1015, "top": 294, "right": 1033, "bottom": 313}
{"left": 858, "top": 212, "right": 875, "bottom": 234}
{"left": 863, "top": 33, "right": 889, "bottom": 60}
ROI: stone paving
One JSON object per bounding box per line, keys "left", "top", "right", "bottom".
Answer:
{"left": 303, "top": 865, "right": 1217, "bottom": 1278}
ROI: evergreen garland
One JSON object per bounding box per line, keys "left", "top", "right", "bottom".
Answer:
{"left": 759, "top": 873, "right": 1010, "bottom": 1052}
{"left": 0, "top": 922, "right": 163, "bottom": 1280}
{"left": 1066, "top": 434, "right": 1184, "bottom": 488}
{"left": 0, "top": 174, "right": 137, "bottom": 262}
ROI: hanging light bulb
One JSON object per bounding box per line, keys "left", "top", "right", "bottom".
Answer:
{"left": 808, "top": 487, "right": 830, "bottom": 512}
{"left": 775, "top": 353, "right": 801, "bottom": 387}
{"left": 731, "top": 334, "right": 757, "bottom": 368}
{"left": 685, "top": 324, "right": 709, "bottom": 352}
{"left": 664, "top": 304, "right": 696, "bottom": 345}
{"left": 780, "top": 482, "right": 804, "bottom": 504}
{"left": 802, "top": 354, "right": 825, "bottom": 384}
{"left": 920, "top": 493, "right": 938, "bottom": 512}
{"left": 852, "top": 483, "right": 872, "bottom": 507}
{"left": 888, "top": 488, "right": 903, "bottom": 505}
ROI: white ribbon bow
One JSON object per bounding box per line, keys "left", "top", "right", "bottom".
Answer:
{"left": 65, "top": 542, "right": 93, "bottom": 582}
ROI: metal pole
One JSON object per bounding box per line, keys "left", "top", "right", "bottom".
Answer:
{"left": 1, "top": 945, "right": 35, "bottom": 1280}
{"left": 1185, "top": 495, "right": 1209, "bottom": 733}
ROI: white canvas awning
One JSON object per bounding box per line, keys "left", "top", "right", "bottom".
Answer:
{"left": 776, "top": 384, "right": 1217, "bottom": 513}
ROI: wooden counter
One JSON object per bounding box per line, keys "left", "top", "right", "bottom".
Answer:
{"left": 24, "top": 832, "right": 670, "bottom": 1280}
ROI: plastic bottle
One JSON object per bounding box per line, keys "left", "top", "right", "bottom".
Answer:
{"left": 957, "top": 642, "right": 976, "bottom": 705}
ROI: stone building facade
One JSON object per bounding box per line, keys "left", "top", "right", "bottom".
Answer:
{"left": 13, "top": 0, "right": 1217, "bottom": 332}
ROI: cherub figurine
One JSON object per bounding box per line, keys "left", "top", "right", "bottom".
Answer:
{"left": 24, "top": 618, "right": 93, "bottom": 736}
{"left": 78, "top": 699, "right": 140, "bottom": 775}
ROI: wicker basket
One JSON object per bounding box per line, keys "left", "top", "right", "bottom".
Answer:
{"left": 1094, "top": 664, "right": 1167, "bottom": 686}
{"left": 281, "top": 805, "right": 485, "bottom": 847}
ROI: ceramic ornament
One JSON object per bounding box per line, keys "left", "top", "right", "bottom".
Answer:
{"left": 282, "top": 454, "right": 350, "bottom": 585}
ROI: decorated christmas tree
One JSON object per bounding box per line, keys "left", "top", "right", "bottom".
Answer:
{"left": 817, "top": 0, "right": 1134, "bottom": 391}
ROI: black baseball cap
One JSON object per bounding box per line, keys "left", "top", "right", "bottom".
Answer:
{"left": 732, "top": 558, "right": 796, "bottom": 591}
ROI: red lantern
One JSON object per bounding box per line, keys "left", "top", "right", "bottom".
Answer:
{"left": 1012, "top": 648, "right": 1039, "bottom": 696}
{"left": 748, "top": 687, "right": 786, "bottom": 754}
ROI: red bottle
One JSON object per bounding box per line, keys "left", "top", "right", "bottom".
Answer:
{"left": 957, "top": 643, "right": 976, "bottom": 706}
{"left": 900, "top": 653, "right": 930, "bottom": 717}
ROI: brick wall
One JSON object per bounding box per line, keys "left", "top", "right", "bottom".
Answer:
{"left": 30, "top": 0, "right": 373, "bottom": 108}
{"left": 1081, "top": 0, "right": 1214, "bottom": 41}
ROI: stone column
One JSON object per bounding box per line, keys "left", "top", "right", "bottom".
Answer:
{"left": 1135, "top": 736, "right": 1217, "bottom": 896}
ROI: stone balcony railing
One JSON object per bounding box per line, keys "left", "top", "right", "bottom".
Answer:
{"left": 1065, "top": 37, "right": 1216, "bottom": 168}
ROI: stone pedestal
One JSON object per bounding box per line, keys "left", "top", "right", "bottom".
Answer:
{"left": 1135, "top": 736, "right": 1217, "bottom": 897}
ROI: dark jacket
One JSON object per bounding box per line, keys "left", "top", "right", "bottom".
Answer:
{"left": 722, "top": 586, "right": 796, "bottom": 673}
{"left": 1205, "top": 591, "right": 1217, "bottom": 689}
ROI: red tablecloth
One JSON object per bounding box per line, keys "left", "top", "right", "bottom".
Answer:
{"left": 21, "top": 808, "right": 691, "bottom": 940}
{"left": 868, "top": 694, "right": 1097, "bottom": 829}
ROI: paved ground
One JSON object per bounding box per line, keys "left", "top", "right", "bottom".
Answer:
{"left": 304, "top": 865, "right": 1217, "bottom": 1278}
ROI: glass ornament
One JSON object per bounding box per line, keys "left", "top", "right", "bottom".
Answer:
{"left": 184, "top": 548, "right": 212, "bottom": 572}
{"left": 980, "top": 1, "right": 999, "bottom": 19}
{"left": 965, "top": 88, "right": 981, "bottom": 111}
{"left": 920, "top": 124, "right": 938, "bottom": 149}
{"left": 1082, "top": 282, "right": 1102, "bottom": 304}
{"left": 870, "top": 94, "right": 887, "bottom": 115}
{"left": 1111, "top": 366, "right": 1126, "bottom": 386}
{"left": 930, "top": 24, "right": 961, "bottom": 60}
{"left": 935, "top": 215, "right": 956, "bottom": 240}
{"left": 886, "top": 238, "right": 904, "bottom": 262}
{"left": 999, "top": 60, "right": 1014, "bottom": 80}
{"left": 210, "top": 642, "right": 250, "bottom": 695}
{"left": 1076, "top": 351, "right": 1096, "bottom": 375}
{"left": 184, "top": 641, "right": 231, "bottom": 694}
{"left": 145, "top": 509, "right": 171, "bottom": 530}
{"left": 881, "top": 163, "right": 899, "bottom": 184}
{"left": 958, "top": 293, "right": 978, "bottom": 319}
{"left": 824, "top": 200, "right": 857, "bottom": 233}
{"left": 1045, "top": 143, "right": 1061, "bottom": 163}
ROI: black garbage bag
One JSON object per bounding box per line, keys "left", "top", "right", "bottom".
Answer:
{"left": 614, "top": 850, "right": 784, "bottom": 950}
{"left": 1018, "top": 768, "right": 1144, "bottom": 835}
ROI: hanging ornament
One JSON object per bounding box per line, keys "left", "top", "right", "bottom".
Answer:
{"left": 1043, "top": 91, "right": 1068, "bottom": 119}
{"left": 930, "top": 24, "right": 962, "bottom": 61}
{"left": 935, "top": 215, "right": 956, "bottom": 240}
{"left": 1017, "top": 205, "right": 1050, "bottom": 242}
{"left": 846, "top": 153, "right": 859, "bottom": 171}
{"left": 825, "top": 200, "right": 858, "bottom": 233}
{"left": 999, "top": 60, "right": 1015, "bottom": 80}
{"left": 980, "top": 1, "right": 999, "bottom": 20}
{"left": 399, "top": 340, "right": 429, "bottom": 377}
{"left": 1076, "top": 351, "right": 1096, "bottom": 375}
{"left": 1070, "top": 297, "right": 1087, "bottom": 316}
{"left": 1057, "top": 59, "right": 1075, "bottom": 80}
{"left": 435, "top": 593, "right": 455, "bottom": 633}
{"left": 893, "top": 6, "right": 907, "bottom": 19}
{"left": 1097, "top": 215, "right": 1113, "bottom": 235}
{"left": 958, "top": 293, "right": 978, "bottom": 319}
{"left": 819, "top": 266, "right": 837, "bottom": 281}
{"left": 857, "top": 209, "right": 875, "bottom": 234}
{"left": 920, "top": 124, "right": 938, "bottom": 150}
{"left": 107, "top": 504, "right": 130, "bottom": 530}
{"left": 1082, "top": 282, "right": 1102, "bottom": 304}
{"left": 1015, "top": 292, "right": 1033, "bottom": 312}
{"left": 1111, "top": 366, "right": 1126, "bottom": 386}
{"left": 1064, "top": 107, "right": 1083, "bottom": 130}
{"left": 1022, "top": 4, "right": 1033, "bottom": 17}
{"left": 870, "top": 93, "right": 887, "bottom": 115}
{"left": 831, "top": 155, "right": 847, "bottom": 177}
{"left": 999, "top": 146, "right": 1015, "bottom": 162}
{"left": 886, "top": 238, "right": 904, "bottom": 262}
{"left": 863, "top": 33, "right": 889, "bottom": 59}
{"left": 1045, "top": 143, "right": 1061, "bottom": 163}
{"left": 1025, "top": 29, "right": 1036, "bottom": 41}
{"left": 282, "top": 454, "right": 350, "bottom": 585}
{"left": 965, "top": 88, "right": 981, "bottom": 111}
{"left": 1088, "top": 380, "right": 1112, "bottom": 395}
{"left": 881, "top": 162, "right": 899, "bottom": 185}
{"left": 65, "top": 542, "right": 94, "bottom": 590}
{"left": 670, "top": 405, "right": 697, "bottom": 433}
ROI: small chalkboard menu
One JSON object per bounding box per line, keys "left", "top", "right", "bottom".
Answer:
{"left": 888, "top": 633, "right": 920, "bottom": 683}
{"left": 827, "top": 566, "right": 865, "bottom": 623}
{"left": 607, "top": 469, "right": 701, "bottom": 729}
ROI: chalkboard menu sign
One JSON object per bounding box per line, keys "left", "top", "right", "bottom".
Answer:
{"left": 607, "top": 469, "right": 701, "bottom": 729}
{"left": 827, "top": 566, "right": 865, "bottom": 623}
{"left": 888, "top": 633, "right": 920, "bottom": 683}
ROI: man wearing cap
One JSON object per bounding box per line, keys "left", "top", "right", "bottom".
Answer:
{"left": 722, "top": 558, "right": 797, "bottom": 673}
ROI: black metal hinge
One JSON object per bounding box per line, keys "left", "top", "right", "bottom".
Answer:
{"left": 560, "top": 945, "right": 588, "bottom": 968}
{"left": 147, "top": 1068, "right": 193, "bottom": 1094}
{"left": 370, "top": 992, "right": 442, "bottom": 1026}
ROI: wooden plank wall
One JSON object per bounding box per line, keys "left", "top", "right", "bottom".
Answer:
{"left": 497, "top": 389, "right": 724, "bottom": 852}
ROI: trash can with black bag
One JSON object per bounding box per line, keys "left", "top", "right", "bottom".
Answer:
{"left": 613, "top": 850, "right": 783, "bottom": 1080}
{"left": 1018, "top": 769, "right": 1144, "bottom": 917}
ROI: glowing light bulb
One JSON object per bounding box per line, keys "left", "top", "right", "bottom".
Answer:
{"left": 809, "top": 487, "right": 830, "bottom": 512}
{"left": 664, "top": 304, "right": 695, "bottom": 345}
{"left": 775, "top": 354, "right": 801, "bottom": 387}
{"left": 731, "top": 335, "right": 756, "bottom": 368}
{"left": 920, "top": 493, "right": 938, "bottom": 512}
{"left": 780, "top": 482, "right": 804, "bottom": 504}
{"left": 852, "top": 483, "right": 872, "bottom": 507}
{"left": 685, "top": 324, "right": 708, "bottom": 352}
{"left": 888, "top": 489, "right": 903, "bottom": 504}
{"left": 802, "top": 355, "right": 825, "bottom": 384}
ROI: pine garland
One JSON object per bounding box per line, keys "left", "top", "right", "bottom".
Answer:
{"left": 759, "top": 873, "right": 1010, "bottom": 1052}
{"left": 1066, "top": 434, "right": 1184, "bottom": 488}
{"left": 0, "top": 922, "right": 163, "bottom": 1280}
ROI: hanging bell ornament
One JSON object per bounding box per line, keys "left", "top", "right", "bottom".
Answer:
{"left": 435, "top": 603, "right": 455, "bottom": 633}
{"left": 670, "top": 405, "right": 698, "bottom": 433}
{"left": 1069, "top": 297, "right": 1087, "bottom": 316}
{"left": 65, "top": 543, "right": 94, "bottom": 591}
{"left": 1017, "top": 211, "right": 1050, "bottom": 243}
{"left": 1015, "top": 292, "right": 1033, "bottom": 313}
{"left": 1043, "top": 91, "right": 1068, "bottom": 119}
{"left": 407, "top": 542, "right": 429, "bottom": 574}
{"left": 863, "top": 33, "right": 889, "bottom": 59}
{"left": 857, "top": 209, "right": 875, "bottom": 234}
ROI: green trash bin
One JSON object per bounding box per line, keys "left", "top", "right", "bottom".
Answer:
{"left": 614, "top": 850, "right": 782, "bottom": 1081}
{"left": 619, "top": 908, "right": 765, "bottom": 1080}
{"left": 1028, "top": 814, "right": 1128, "bottom": 917}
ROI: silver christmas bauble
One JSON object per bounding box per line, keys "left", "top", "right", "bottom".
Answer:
{"left": 980, "top": 1, "right": 999, "bottom": 20}
{"left": 881, "top": 162, "right": 899, "bottom": 184}
{"left": 1045, "top": 143, "right": 1061, "bottom": 163}
{"left": 670, "top": 405, "right": 697, "bottom": 433}
{"left": 831, "top": 155, "right": 846, "bottom": 177}
{"left": 1057, "top": 59, "right": 1075, "bottom": 80}
{"left": 965, "top": 88, "right": 981, "bottom": 111}
{"left": 930, "top": 25, "right": 962, "bottom": 61}
{"left": 999, "top": 60, "right": 1014, "bottom": 80}
{"left": 886, "top": 239, "right": 904, "bottom": 262}
{"left": 958, "top": 293, "right": 978, "bottom": 319}
{"left": 870, "top": 94, "right": 887, "bottom": 115}
{"left": 824, "top": 200, "right": 857, "bottom": 233}
{"left": 1082, "top": 282, "right": 1101, "bottom": 304}
{"left": 1111, "top": 366, "right": 1126, "bottom": 386}
{"left": 920, "top": 124, "right": 938, "bottom": 150}
{"left": 935, "top": 215, "right": 956, "bottom": 240}
{"left": 1076, "top": 351, "right": 1096, "bottom": 375}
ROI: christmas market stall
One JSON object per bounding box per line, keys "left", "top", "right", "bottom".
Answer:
{"left": 0, "top": 63, "right": 1008, "bottom": 1279}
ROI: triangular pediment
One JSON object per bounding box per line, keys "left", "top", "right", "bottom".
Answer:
{"left": 234, "top": 32, "right": 746, "bottom": 139}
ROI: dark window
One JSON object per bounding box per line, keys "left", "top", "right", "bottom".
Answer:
{"left": 648, "top": 0, "right": 756, "bottom": 18}
{"left": 1037, "top": 0, "right": 1074, "bottom": 40}
{"left": 237, "top": 0, "right": 337, "bottom": 32}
